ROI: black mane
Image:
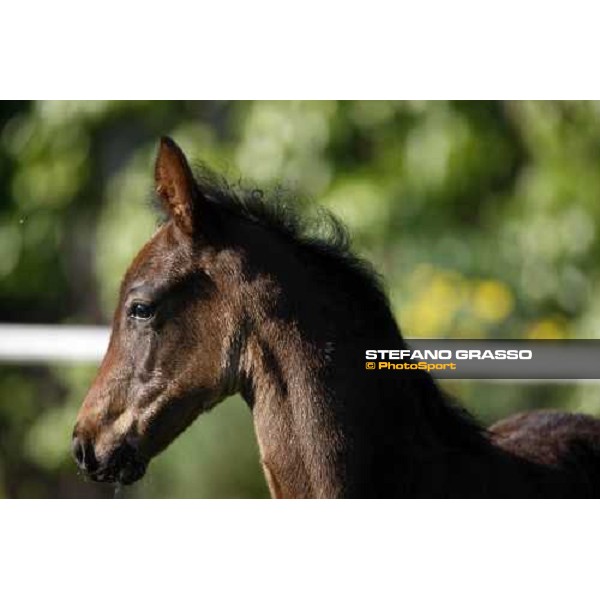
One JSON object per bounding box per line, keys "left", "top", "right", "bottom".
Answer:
{"left": 154, "top": 164, "right": 393, "bottom": 319}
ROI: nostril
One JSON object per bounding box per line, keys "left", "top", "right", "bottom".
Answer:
{"left": 72, "top": 435, "right": 98, "bottom": 473}
{"left": 72, "top": 436, "right": 84, "bottom": 468}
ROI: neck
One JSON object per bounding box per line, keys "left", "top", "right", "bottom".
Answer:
{"left": 238, "top": 301, "right": 493, "bottom": 498}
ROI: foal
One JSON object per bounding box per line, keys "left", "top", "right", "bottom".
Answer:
{"left": 73, "top": 137, "right": 600, "bottom": 498}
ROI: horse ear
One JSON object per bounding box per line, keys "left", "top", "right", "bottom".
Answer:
{"left": 155, "top": 137, "right": 199, "bottom": 235}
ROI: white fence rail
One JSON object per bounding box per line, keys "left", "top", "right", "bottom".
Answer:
{"left": 0, "top": 324, "right": 110, "bottom": 363}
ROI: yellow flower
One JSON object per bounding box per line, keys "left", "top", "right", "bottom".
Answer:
{"left": 472, "top": 280, "right": 514, "bottom": 323}
{"left": 525, "top": 319, "right": 566, "bottom": 339}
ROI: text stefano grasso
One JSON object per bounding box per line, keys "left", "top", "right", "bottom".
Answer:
{"left": 365, "top": 349, "right": 533, "bottom": 360}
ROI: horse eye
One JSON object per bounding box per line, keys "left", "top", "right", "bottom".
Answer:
{"left": 128, "top": 302, "right": 155, "bottom": 320}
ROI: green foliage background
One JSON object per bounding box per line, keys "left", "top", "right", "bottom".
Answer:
{"left": 1, "top": 100, "right": 599, "bottom": 498}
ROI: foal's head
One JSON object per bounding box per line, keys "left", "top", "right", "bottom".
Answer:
{"left": 73, "top": 138, "right": 263, "bottom": 484}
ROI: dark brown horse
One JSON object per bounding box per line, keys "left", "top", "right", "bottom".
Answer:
{"left": 72, "top": 137, "right": 600, "bottom": 498}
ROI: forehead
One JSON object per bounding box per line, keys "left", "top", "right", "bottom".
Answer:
{"left": 120, "top": 222, "right": 193, "bottom": 296}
